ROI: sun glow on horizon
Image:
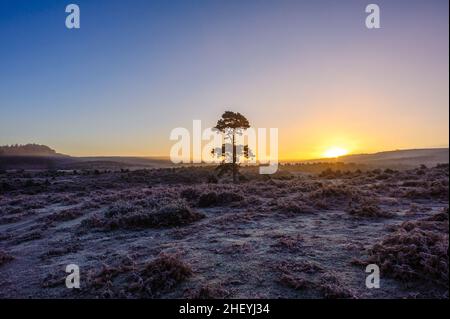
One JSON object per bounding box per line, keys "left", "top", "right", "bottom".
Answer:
{"left": 323, "top": 147, "right": 349, "bottom": 158}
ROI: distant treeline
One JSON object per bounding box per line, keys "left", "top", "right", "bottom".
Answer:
{"left": 0, "top": 144, "right": 57, "bottom": 156}
{"left": 278, "top": 162, "right": 368, "bottom": 173}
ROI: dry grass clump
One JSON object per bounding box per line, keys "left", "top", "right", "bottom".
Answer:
{"left": 197, "top": 191, "right": 243, "bottom": 207}
{"left": 41, "top": 271, "right": 66, "bottom": 288}
{"left": 317, "top": 272, "right": 357, "bottom": 299}
{"left": 104, "top": 201, "right": 136, "bottom": 218}
{"left": 180, "top": 187, "right": 201, "bottom": 201}
{"left": 0, "top": 204, "right": 21, "bottom": 216}
{"left": 215, "top": 241, "right": 253, "bottom": 255}
{"left": 275, "top": 260, "right": 320, "bottom": 292}
{"left": 366, "top": 208, "right": 449, "bottom": 287}
{"left": 425, "top": 207, "right": 448, "bottom": 222}
{"left": 272, "top": 197, "right": 314, "bottom": 215}
{"left": 86, "top": 253, "right": 192, "bottom": 298}
{"left": 40, "top": 208, "right": 83, "bottom": 224}
{"left": 308, "top": 184, "right": 362, "bottom": 209}
{"left": 0, "top": 214, "right": 23, "bottom": 225}
{"left": 0, "top": 250, "right": 14, "bottom": 266}
{"left": 40, "top": 243, "right": 81, "bottom": 260}
{"left": 122, "top": 167, "right": 213, "bottom": 185}
{"left": 130, "top": 253, "right": 192, "bottom": 296}
{"left": 278, "top": 273, "right": 313, "bottom": 290}
{"left": 277, "top": 260, "right": 323, "bottom": 274}
{"left": 115, "top": 201, "right": 204, "bottom": 229}
{"left": 403, "top": 181, "right": 448, "bottom": 201}
{"left": 318, "top": 168, "right": 355, "bottom": 179}
{"left": 271, "top": 234, "right": 304, "bottom": 252}
{"left": 83, "top": 200, "right": 204, "bottom": 230}
{"left": 348, "top": 202, "right": 394, "bottom": 218}
{"left": 13, "top": 230, "right": 43, "bottom": 244}
{"left": 185, "top": 282, "right": 230, "bottom": 299}
{"left": 275, "top": 260, "right": 355, "bottom": 298}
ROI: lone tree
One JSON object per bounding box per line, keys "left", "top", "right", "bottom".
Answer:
{"left": 212, "top": 111, "right": 251, "bottom": 183}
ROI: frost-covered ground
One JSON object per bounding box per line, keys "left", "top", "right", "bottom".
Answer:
{"left": 0, "top": 164, "right": 448, "bottom": 298}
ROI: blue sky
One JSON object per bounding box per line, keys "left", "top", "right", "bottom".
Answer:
{"left": 0, "top": 0, "right": 448, "bottom": 158}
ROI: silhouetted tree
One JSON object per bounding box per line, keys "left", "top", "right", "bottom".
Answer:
{"left": 212, "top": 111, "right": 251, "bottom": 183}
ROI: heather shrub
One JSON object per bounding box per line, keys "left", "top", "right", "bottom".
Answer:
{"left": 317, "top": 273, "right": 356, "bottom": 299}
{"left": 135, "top": 254, "right": 192, "bottom": 296}
{"left": 274, "top": 200, "right": 313, "bottom": 215}
{"left": 278, "top": 273, "right": 312, "bottom": 290}
{"left": 40, "top": 243, "right": 80, "bottom": 260}
{"left": 276, "top": 260, "right": 323, "bottom": 274}
{"left": 197, "top": 191, "right": 243, "bottom": 207}
{"left": 197, "top": 192, "right": 219, "bottom": 207}
{"left": 105, "top": 201, "right": 136, "bottom": 218}
{"left": 275, "top": 261, "right": 355, "bottom": 298}
{"left": 85, "top": 200, "right": 204, "bottom": 230}
{"left": 41, "top": 271, "right": 66, "bottom": 288}
{"left": 41, "top": 208, "right": 83, "bottom": 223}
{"left": 319, "top": 168, "right": 343, "bottom": 179}
{"left": 308, "top": 184, "right": 361, "bottom": 208}
{"left": 147, "top": 201, "right": 204, "bottom": 227}
{"left": 0, "top": 250, "right": 14, "bottom": 266}
{"left": 185, "top": 282, "right": 230, "bottom": 299}
{"left": 366, "top": 210, "right": 449, "bottom": 287}
{"left": 348, "top": 203, "right": 393, "bottom": 218}
{"left": 271, "top": 234, "right": 304, "bottom": 252}
{"left": 13, "top": 230, "right": 43, "bottom": 244}
{"left": 425, "top": 207, "right": 448, "bottom": 222}
{"left": 180, "top": 187, "right": 201, "bottom": 201}
{"left": 402, "top": 179, "right": 448, "bottom": 201}
{"left": 86, "top": 253, "right": 192, "bottom": 298}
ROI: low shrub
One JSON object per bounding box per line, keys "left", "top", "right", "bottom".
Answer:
{"left": 83, "top": 200, "right": 204, "bottom": 230}
{"left": 197, "top": 191, "right": 243, "bottom": 207}
{"left": 86, "top": 253, "right": 192, "bottom": 298}
{"left": 0, "top": 250, "right": 14, "bottom": 266}
{"left": 366, "top": 209, "right": 449, "bottom": 287}
{"left": 348, "top": 203, "right": 393, "bottom": 218}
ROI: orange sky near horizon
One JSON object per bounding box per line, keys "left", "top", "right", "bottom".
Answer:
{"left": 0, "top": 1, "right": 448, "bottom": 161}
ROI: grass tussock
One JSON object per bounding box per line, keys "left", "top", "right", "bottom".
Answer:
{"left": 317, "top": 272, "right": 357, "bottom": 299}
{"left": 82, "top": 200, "right": 204, "bottom": 230}
{"left": 275, "top": 261, "right": 355, "bottom": 298}
{"left": 308, "top": 184, "right": 362, "bottom": 209}
{"left": 185, "top": 282, "right": 230, "bottom": 299}
{"left": 0, "top": 250, "right": 14, "bottom": 266}
{"left": 348, "top": 202, "right": 394, "bottom": 218}
{"left": 197, "top": 191, "right": 244, "bottom": 207}
{"left": 86, "top": 253, "right": 192, "bottom": 298}
{"left": 366, "top": 208, "right": 449, "bottom": 287}
{"left": 40, "top": 208, "right": 83, "bottom": 223}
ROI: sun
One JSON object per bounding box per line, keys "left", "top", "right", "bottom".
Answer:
{"left": 323, "top": 147, "right": 349, "bottom": 158}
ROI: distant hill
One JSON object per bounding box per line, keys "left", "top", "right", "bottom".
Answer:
{"left": 63, "top": 156, "right": 173, "bottom": 170}
{"left": 0, "top": 144, "right": 173, "bottom": 170}
{"left": 299, "top": 148, "right": 449, "bottom": 169}
{"left": 0, "top": 144, "right": 65, "bottom": 157}
{"left": 0, "top": 145, "right": 448, "bottom": 170}
{"left": 0, "top": 155, "right": 173, "bottom": 170}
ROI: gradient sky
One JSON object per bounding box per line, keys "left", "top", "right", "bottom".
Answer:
{"left": 0, "top": 0, "right": 448, "bottom": 159}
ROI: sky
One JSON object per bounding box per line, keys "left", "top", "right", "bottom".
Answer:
{"left": 0, "top": 0, "right": 448, "bottom": 160}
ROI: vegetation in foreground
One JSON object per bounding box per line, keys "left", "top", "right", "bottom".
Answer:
{"left": 0, "top": 163, "right": 448, "bottom": 298}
